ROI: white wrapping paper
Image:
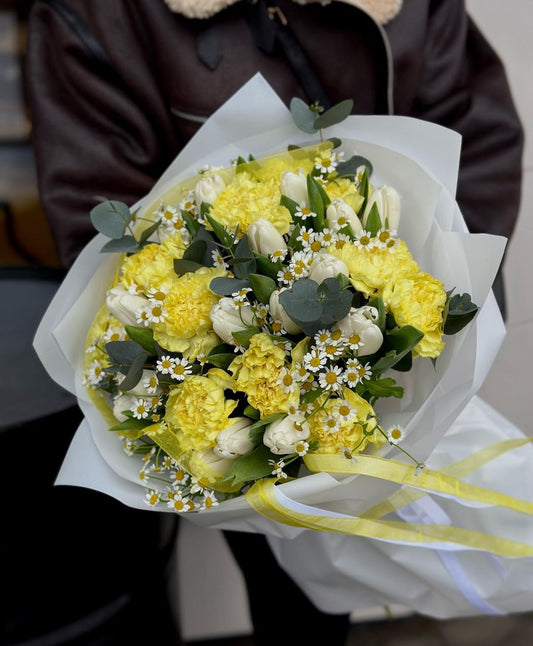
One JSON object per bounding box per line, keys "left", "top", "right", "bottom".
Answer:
{"left": 34, "top": 74, "right": 532, "bottom": 618}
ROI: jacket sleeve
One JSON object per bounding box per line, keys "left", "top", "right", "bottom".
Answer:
{"left": 26, "top": 0, "right": 181, "bottom": 268}
{"left": 411, "top": 0, "right": 524, "bottom": 243}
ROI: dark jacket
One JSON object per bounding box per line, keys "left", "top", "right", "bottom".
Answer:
{"left": 26, "top": 0, "right": 523, "bottom": 270}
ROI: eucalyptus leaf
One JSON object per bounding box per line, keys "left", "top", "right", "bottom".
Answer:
{"left": 105, "top": 340, "right": 146, "bottom": 366}
{"left": 209, "top": 276, "right": 250, "bottom": 296}
{"left": 223, "top": 443, "right": 280, "bottom": 486}
{"left": 443, "top": 293, "right": 478, "bottom": 335}
{"left": 183, "top": 239, "right": 207, "bottom": 263}
{"left": 290, "top": 97, "right": 318, "bottom": 134}
{"left": 249, "top": 273, "right": 277, "bottom": 304}
{"left": 138, "top": 219, "right": 161, "bottom": 244}
{"left": 313, "top": 99, "right": 353, "bottom": 130}
{"left": 90, "top": 200, "right": 132, "bottom": 239}
{"left": 336, "top": 155, "right": 373, "bottom": 179}
{"left": 119, "top": 351, "right": 148, "bottom": 391}
{"left": 232, "top": 327, "right": 261, "bottom": 348}
{"left": 100, "top": 236, "right": 139, "bottom": 254}
{"left": 124, "top": 326, "right": 157, "bottom": 355}
{"left": 174, "top": 258, "right": 203, "bottom": 275}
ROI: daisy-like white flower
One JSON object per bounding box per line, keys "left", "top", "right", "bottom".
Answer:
{"left": 289, "top": 256, "right": 310, "bottom": 279}
{"left": 303, "top": 347, "right": 327, "bottom": 373}
{"left": 269, "top": 459, "right": 288, "bottom": 479}
{"left": 212, "top": 248, "right": 229, "bottom": 269}
{"left": 135, "top": 307, "right": 150, "bottom": 327}
{"left": 233, "top": 344, "right": 247, "bottom": 354}
{"left": 138, "top": 466, "right": 150, "bottom": 485}
{"left": 158, "top": 203, "right": 180, "bottom": 225}
{"left": 332, "top": 399, "right": 357, "bottom": 422}
{"left": 161, "top": 455, "right": 174, "bottom": 470}
{"left": 169, "top": 357, "right": 192, "bottom": 381}
{"left": 292, "top": 363, "right": 310, "bottom": 383}
{"left": 286, "top": 402, "right": 304, "bottom": 421}
{"left": 103, "top": 327, "right": 127, "bottom": 343}
{"left": 190, "top": 476, "right": 210, "bottom": 494}
{"left": 338, "top": 445, "right": 358, "bottom": 463}
{"left": 201, "top": 490, "right": 219, "bottom": 510}
{"left": 167, "top": 492, "right": 191, "bottom": 513}
{"left": 353, "top": 229, "right": 374, "bottom": 250}
{"left": 318, "top": 365, "right": 344, "bottom": 392}
{"left": 277, "top": 267, "right": 295, "bottom": 286}
{"left": 316, "top": 227, "right": 336, "bottom": 247}
{"left": 254, "top": 303, "right": 270, "bottom": 326}
{"left": 345, "top": 331, "right": 365, "bottom": 352}
{"left": 84, "top": 343, "right": 97, "bottom": 355}
{"left": 296, "top": 226, "right": 314, "bottom": 248}
{"left": 179, "top": 191, "right": 198, "bottom": 215}
{"left": 295, "top": 440, "right": 309, "bottom": 456}
{"left": 143, "top": 373, "right": 159, "bottom": 394}
{"left": 144, "top": 490, "right": 160, "bottom": 507}
{"left": 156, "top": 355, "right": 175, "bottom": 374}
{"left": 85, "top": 359, "right": 105, "bottom": 386}
{"left": 323, "top": 414, "right": 341, "bottom": 434}
{"left": 231, "top": 287, "right": 252, "bottom": 308}
{"left": 170, "top": 466, "right": 189, "bottom": 487}
{"left": 142, "top": 447, "right": 156, "bottom": 463}
{"left": 295, "top": 203, "right": 316, "bottom": 221}
{"left": 131, "top": 397, "right": 149, "bottom": 419}
{"left": 343, "top": 359, "right": 372, "bottom": 385}
{"left": 270, "top": 319, "right": 287, "bottom": 336}
{"left": 314, "top": 151, "right": 340, "bottom": 175}
{"left": 387, "top": 425, "right": 406, "bottom": 445}
{"left": 146, "top": 286, "right": 168, "bottom": 302}
{"left": 123, "top": 440, "right": 135, "bottom": 456}
{"left": 277, "top": 367, "right": 298, "bottom": 394}
{"left": 145, "top": 300, "right": 168, "bottom": 324}
{"left": 383, "top": 236, "right": 399, "bottom": 253}
{"left": 127, "top": 282, "right": 145, "bottom": 296}
{"left": 270, "top": 249, "right": 287, "bottom": 262}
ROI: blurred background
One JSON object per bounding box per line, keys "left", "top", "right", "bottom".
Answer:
{"left": 1, "top": 0, "right": 531, "bottom": 644}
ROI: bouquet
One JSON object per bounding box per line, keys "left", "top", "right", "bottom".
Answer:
{"left": 35, "top": 75, "right": 533, "bottom": 618}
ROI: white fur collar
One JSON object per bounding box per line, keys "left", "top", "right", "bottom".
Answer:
{"left": 164, "top": 0, "right": 403, "bottom": 25}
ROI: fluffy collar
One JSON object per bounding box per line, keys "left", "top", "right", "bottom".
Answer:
{"left": 163, "top": 0, "right": 403, "bottom": 25}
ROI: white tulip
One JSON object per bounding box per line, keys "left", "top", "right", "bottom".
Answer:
{"left": 247, "top": 218, "right": 288, "bottom": 257}
{"left": 333, "top": 306, "right": 383, "bottom": 356}
{"left": 362, "top": 186, "right": 401, "bottom": 231}
{"left": 210, "top": 297, "right": 255, "bottom": 345}
{"left": 106, "top": 285, "right": 148, "bottom": 327}
{"left": 280, "top": 169, "right": 308, "bottom": 206}
{"left": 263, "top": 416, "right": 310, "bottom": 455}
{"left": 194, "top": 173, "right": 226, "bottom": 208}
{"left": 307, "top": 253, "right": 349, "bottom": 284}
{"left": 198, "top": 448, "right": 236, "bottom": 477}
{"left": 326, "top": 198, "right": 363, "bottom": 233}
{"left": 269, "top": 289, "right": 302, "bottom": 335}
{"left": 112, "top": 393, "right": 136, "bottom": 422}
{"left": 214, "top": 418, "right": 255, "bottom": 459}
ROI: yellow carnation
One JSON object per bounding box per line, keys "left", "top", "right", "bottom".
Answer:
{"left": 382, "top": 271, "right": 447, "bottom": 358}
{"left": 210, "top": 171, "right": 292, "bottom": 235}
{"left": 230, "top": 333, "right": 290, "bottom": 417}
{"left": 153, "top": 267, "right": 227, "bottom": 355}
{"left": 164, "top": 375, "right": 238, "bottom": 454}
{"left": 119, "top": 233, "right": 185, "bottom": 293}
{"left": 329, "top": 240, "right": 418, "bottom": 298}
{"left": 253, "top": 155, "right": 313, "bottom": 182}
{"left": 308, "top": 388, "right": 378, "bottom": 455}
{"left": 325, "top": 178, "right": 364, "bottom": 213}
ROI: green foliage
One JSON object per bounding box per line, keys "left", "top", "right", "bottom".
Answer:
{"left": 443, "top": 293, "right": 478, "bottom": 335}
{"left": 290, "top": 98, "right": 354, "bottom": 135}
{"left": 90, "top": 200, "right": 132, "bottom": 239}
{"left": 124, "top": 326, "right": 157, "bottom": 355}
{"left": 372, "top": 326, "right": 424, "bottom": 374}
{"left": 248, "top": 273, "right": 277, "bottom": 304}
{"left": 223, "top": 443, "right": 280, "bottom": 486}
{"left": 336, "top": 155, "right": 373, "bottom": 179}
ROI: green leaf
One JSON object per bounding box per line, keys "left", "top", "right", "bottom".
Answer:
{"left": 205, "top": 214, "right": 234, "bottom": 248}
{"left": 300, "top": 387, "right": 324, "bottom": 405}
{"left": 124, "top": 326, "right": 157, "bottom": 355}
{"left": 290, "top": 97, "right": 318, "bottom": 134}
{"left": 336, "top": 155, "right": 373, "bottom": 179}
{"left": 183, "top": 239, "right": 207, "bottom": 263}
{"left": 280, "top": 195, "right": 301, "bottom": 217}
{"left": 363, "top": 377, "right": 404, "bottom": 400}
{"left": 90, "top": 200, "right": 132, "bottom": 239}
{"left": 249, "top": 273, "right": 277, "bottom": 304}
{"left": 138, "top": 219, "right": 161, "bottom": 244}
{"left": 118, "top": 351, "right": 149, "bottom": 391}
{"left": 327, "top": 137, "right": 342, "bottom": 149}
{"left": 443, "top": 293, "right": 478, "bottom": 335}
{"left": 108, "top": 417, "right": 153, "bottom": 432}
{"left": 233, "top": 234, "right": 256, "bottom": 278}
{"left": 223, "top": 443, "right": 280, "bottom": 486}
{"left": 100, "top": 236, "right": 139, "bottom": 254}
{"left": 307, "top": 175, "right": 326, "bottom": 230}
{"left": 365, "top": 202, "right": 382, "bottom": 237}
{"left": 367, "top": 297, "right": 387, "bottom": 332}
{"left": 209, "top": 276, "right": 250, "bottom": 296}
{"left": 182, "top": 210, "right": 200, "bottom": 236}
{"left": 372, "top": 326, "right": 424, "bottom": 374}
{"left": 105, "top": 340, "right": 146, "bottom": 366}
{"left": 205, "top": 353, "right": 235, "bottom": 370}
{"left": 232, "top": 326, "right": 261, "bottom": 349}
{"left": 243, "top": 405, "right": 261, "bottom": 421}
{"left": 254, "top": 253, "right": 282, "bottom": 280}
{"left": 313, "top": 99, "right": 353, "bottom": 130}
{"left": 174, "top": 258, "right": 203, "bottom": 275}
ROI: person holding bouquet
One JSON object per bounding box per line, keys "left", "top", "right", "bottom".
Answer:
{"left": 14, "top": 1, "right": 523, "bottom": 645}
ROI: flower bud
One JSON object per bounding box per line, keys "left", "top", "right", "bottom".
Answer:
{"left": 263, "top": 416, "right": 310, "bottom": 455}
{"left": 112, "top": 393, "right": 136, "bottom": 422}
{"left": 198, "top": 448, "right": 236, "bottom": 477}
{"left": 247, "top": 218, "right": 288, "bottom": 257}
{"left": 362, "top": 186, "right": 401, "bottom": 231}
{"left": 307, "top": 253, "right": 349, "bottom": 284}
{"left": 269, "top": 289, "right": 302, "bottom": 335}
{"left": 194, "top": 173, "right": 226, "bottom": 208}
{"left": 333, "top": 306, "right": 383, "bottom": 356}
{"left": 210, "top": 297, "right": 255, "bottom": 345}
{"left": 326, "top": 198, "right": 363, "bottom": 233}
{"left": 106, "top": 285, "right": 148, "bottom": 327}
{"left": 280, "top": 169, "right": 308, "bottom": 206}
{"left": 214, "top": 418, "right": 255, "bottom": 459}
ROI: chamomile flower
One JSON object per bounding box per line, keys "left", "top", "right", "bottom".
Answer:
{"left": 169, "top": 358, "right": 192, "bottom": 381}
{"left": 270, "top": 248, "right": 287, "bottom": 262}
{"left": 332, "top": 399, "right": 357, "bottom": 422}
{"left": 338, "top": 445, "right": 358, "bottom": 463}
{"left": 161, "top": 455, "right": 174, "bottom": 470}
{"left": 314, "top": 151, "right": 341, "bottom": 175}
{"left": 296, "top": 226, "right": 314, "bottom": 247}
{"left": 190, "top": 476, "right": 210, "bottom": 494}
{"left": 144, "top": 490, "right": 160, "bottom": 507}
{"left": 143, "top": 373, "right": 159, "bottom": 394}
{"left": 277, "top": 367, "right": 298, "bottom": 394}
{"left": 123, "top": 440, "right": 135, "bottom": 456}
{"left": 293, "top": 363, "right": 310, "bottom": 383}
{"left": 85, "top": 343, "right": 97, "bottom": 355}
{"left": 85, "top": 359, "right": 105, "bottom": 386}
{"left": 201, "top": 490, "right": 219, "bottom": 509}
{"left": 387, "top": 425, "right": 406, "bottom": 445}
{"left": 146, "top": 286, "right": 168, "bottom": 302}
{"left": 170, "top": 467, "right": 188, "bottom": 486}
{"left": 316, "top": 228, "right": 336, "bottom": 247}
{"left": 343, "top": 359, "right": 372, "bottom": 385}
{"left": 270, "top": 320, "right": 287, "bottom": 336}
{"left": 179, "top": 191, "right": 198, "bottom": 215}
{"left": 135, "top": 307, "right": 150, "bottom": 327}
{"left": 318, "top": 365, "right": 344, "bottom": 391}
{"left": 212, "top": 249, "right": 229, "bottom": 269}
{"left": 303, "top": 347, "right": 327, "bottom": 373}
{"left": 353, "top": 229, "right": 374, "bottom": 250}
{"left": 231, "top": 287, "right": 252, "bottom": 308}
{"left": 138, "top": 466, "right": 150, "bottom": 484}
{"left": 167, "top": 492, "right": 191, "bottom": 513}
{"left": 103, "top": 327, "right": 127, "bottom": 343}
{"left": 323, "top": 414, "right": 341, "bottom": 434}
{"left": 277, "top": 267, "right": 295, "bottom": 286}
{"left": 158, "top": 204, "right": 180, "bottom": 225}
{"left": 295, "top": 440, "right": 310, "bottom": 456}
{"left": 145, "top": 300, "right": 168, "bottom": 324}
{"left": 131, "top": 397, "right": 150, "bottom": 419}
{"left": 295, "top": 203, "right": 316, "bottom": 221}
{"left": 156, "top": 355, "right": 175, "bottom": 374}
